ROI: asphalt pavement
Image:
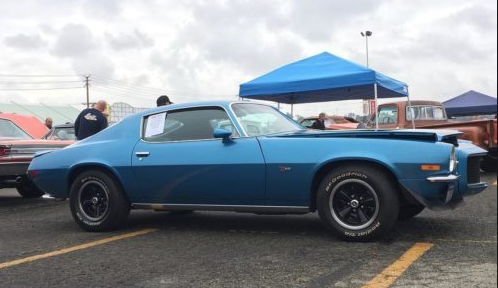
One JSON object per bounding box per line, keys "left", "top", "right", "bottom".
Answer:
{"left": 0, "top": 172, "right": 496, "bottom": 288}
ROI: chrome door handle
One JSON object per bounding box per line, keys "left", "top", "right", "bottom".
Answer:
{"left": 135, "top": 152, "right": 150, "bottom": 157}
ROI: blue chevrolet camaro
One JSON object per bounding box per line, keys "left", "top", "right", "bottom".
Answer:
{"left": 28, "top": 101, "right": 487, "bottom": 241}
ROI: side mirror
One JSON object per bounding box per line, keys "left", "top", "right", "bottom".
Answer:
{"left": 213, "top": 128, "right": 233, "bottom": 143}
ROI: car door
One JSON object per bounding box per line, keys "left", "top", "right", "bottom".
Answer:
{"left": 131, "top": 106, "right": 266, "bottom": 205}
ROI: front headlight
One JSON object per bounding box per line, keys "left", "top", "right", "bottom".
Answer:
{"left": 449, "top": 146, "right": 458, "bottom": 172}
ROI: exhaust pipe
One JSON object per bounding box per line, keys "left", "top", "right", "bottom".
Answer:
{"left": 15, "top": 176, "right": 23, "bottom": 184}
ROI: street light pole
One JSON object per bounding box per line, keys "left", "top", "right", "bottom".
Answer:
{"left": 360, "top": 31, "right": 372, "bottom": 67}
{"left": 361, "top": 31, "right": 373, "bottom": 119}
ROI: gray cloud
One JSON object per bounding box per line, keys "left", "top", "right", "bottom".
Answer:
{"left": 72, "top": 52, "right": 115, "bottom": 79}
{"left": 286, "top": 1, "right": 379, "bottom": 42}
{"left": 52, "top": 24, "right": 99, "bottom": 58}
{"left": 106, "top": 29, "right": 155, "bottom": 50}
{"left": 3, "top": 34, "right": 46, "bottom": 50}
{"left": 448, "top": 4, "right": 497, "bottom": 30}
{"left": 155, "top": 0, "right": 305, "bottom": 77}
{"left": 82, "top": 0, "right": 122, "bottom": 20}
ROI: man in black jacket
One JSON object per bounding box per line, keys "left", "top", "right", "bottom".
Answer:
{"left": 311, "top": 112, "right": 327, "bottom": 130}
{"left": 74, "top": 100, "right": 108, "bottom": 140}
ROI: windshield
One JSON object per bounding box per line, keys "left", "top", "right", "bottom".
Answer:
{"left": 231, "top": 103, "right": 304, "bottom": 136}
{"left": 0, "top": 119, "right": 33, "bottom": 139}
{"left": 406, "top": 105, "right": 447, "bottom": 120}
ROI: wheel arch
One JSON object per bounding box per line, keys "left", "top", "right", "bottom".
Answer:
{"left": 309, "top": 159, "right": 403, "bottom": 212}
{"left": 67, "top": 163, "right": 129, "bottom": 202}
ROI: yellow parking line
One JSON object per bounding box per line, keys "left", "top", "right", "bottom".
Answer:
{"left": 361, "top": 242, "right": 434, "bottom": 288}
{"left": 0, "top": 229, "right": 156, "bottom": 270}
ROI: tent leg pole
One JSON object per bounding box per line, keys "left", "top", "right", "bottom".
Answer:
{"left": 277, "top": 102, "right": 281, "bottom": 110}
{"left": 374, "top": 83, "right": 379, "bottom": 130}
{"left": 291, "top": 104, "right": 294, "bottom": 118}
{"left": 406, "top": 87, "right": 415, "bottom": 129}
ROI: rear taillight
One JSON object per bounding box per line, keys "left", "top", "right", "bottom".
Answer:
{"left": 0, "top": 146, "right": 11, "bottom": 157}
{"left": 28, "top": 170, "right": 38, "bottom": 179}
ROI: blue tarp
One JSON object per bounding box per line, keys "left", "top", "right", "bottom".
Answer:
{"left": 443, "top": 90, "right": 497, "bottom": 117}
{"left": 239, "top": 52, "right": 408, "bottom": 104}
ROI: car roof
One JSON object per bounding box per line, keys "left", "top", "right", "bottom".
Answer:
{"left": 135, "top": 101, "right": 265, "bottom": 117}
{"left": 0, "top": 113, "right": 48, "bottom": 138}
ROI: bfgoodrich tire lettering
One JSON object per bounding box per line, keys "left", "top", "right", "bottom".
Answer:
{"left": 317, "top": 165, "right": 399, "bottom": 241}
{"left": 69, "top": 170, "right": 130, "bottom": 232}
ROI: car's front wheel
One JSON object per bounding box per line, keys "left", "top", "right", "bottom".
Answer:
{"left": 16, "top": 178, "right": 44, "bottom": 198}
{"left": 317, "top": 164, "right": 399, "bottom": 242}
{"left": 69, "top": 170, "right": 130, "bottom": 232}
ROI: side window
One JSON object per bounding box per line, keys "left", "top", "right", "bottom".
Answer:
{"left": 300, "top": 119, "right": 314, "bottom": 128}
{"left": 377, "top": 106, "right": 398, "bottom": 124}
{"left": 142, "top": 107, "right": 238, "bottom": 142}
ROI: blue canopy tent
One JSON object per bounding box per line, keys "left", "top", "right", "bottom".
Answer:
{"left": 443, "top": 90, "right": 497, "bottom": 117}
{"left": 239, "top": 52, "right": 412, "bottom": 129}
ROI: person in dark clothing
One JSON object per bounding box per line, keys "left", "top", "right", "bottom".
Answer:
{"left": 156, "top": 95, "right": 173, "bottom": 107}
{"left": 74, "top": 100, "right": 108, "bottom": 140}
{"left": 311, "top": 112, "right": 327, "bottom": 130}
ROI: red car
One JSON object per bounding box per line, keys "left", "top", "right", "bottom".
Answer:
{"left": 0, "top": 113, "right": 49, "bottom": 139}
{"left": 1, "top": 117, "right": 73, "bottom": 198}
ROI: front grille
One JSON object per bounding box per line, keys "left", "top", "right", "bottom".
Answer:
{"left": 467, "top": 156, "right": 481, "bottom": 184}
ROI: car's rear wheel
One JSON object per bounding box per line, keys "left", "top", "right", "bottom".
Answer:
{"left": 69, "top": 170, "right": 130, "bottom": 232}
{"left": 16, "top": 178, "right": 44, "bottom": 198}
{"left": 317, "top": 164, "right": 399, "bottom": 242}
{"left": 398, "top": 204, "right": 425, "bottom": 220}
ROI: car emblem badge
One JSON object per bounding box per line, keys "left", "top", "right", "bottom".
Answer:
{"left": 279, "top": 166, "right": 292, "bottom": 172}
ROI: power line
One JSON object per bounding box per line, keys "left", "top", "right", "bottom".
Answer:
{"left": 92, "top": 83, "right": 159, "bottom": 96}
{"left": 91, "top": 86, "right": 156, "bottom": 101}
{"left": 0, "top": 74, "right": 82, "bottom": 78}
{"left": 92, "top": 74, "right": 236, "bottom": 98}
{"left": 92, "top": 80, "right": 165, "bottom": 95}
{"left": 92, "top": 75, "right": 168, "bottom": 93}
{"left": 91, "top": 85, "right": 159, "bottom": 99}
{"left": 0, "top": 80, "right": 85, "bottom": 84}
{"left": 92, "top": 84, "right": 202, "bottom": 101}
{"left": 0, "top": 86, "right": 84, "bottom": 91}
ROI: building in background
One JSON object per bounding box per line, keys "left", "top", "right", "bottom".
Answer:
{"left": 108, "top": 102, "right": 150, "bottom": 125}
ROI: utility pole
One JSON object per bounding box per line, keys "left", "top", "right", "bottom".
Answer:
{"left": 84, "top": 75, "right": 91, "bottom": 108}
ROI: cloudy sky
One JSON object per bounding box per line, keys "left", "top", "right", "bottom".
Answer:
{"left": 0, "top": 0, "right": 496, "bottom": 116}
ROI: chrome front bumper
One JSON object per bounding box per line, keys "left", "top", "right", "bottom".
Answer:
{"left": 426, "top": 174, "right": 460, "bottom": 183}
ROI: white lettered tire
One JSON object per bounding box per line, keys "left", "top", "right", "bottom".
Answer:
{"left": 317, "top": 164, "right": 399, "bottom": 241}
{"left": 69, "top": 170, "right": 130, "bottom": 232}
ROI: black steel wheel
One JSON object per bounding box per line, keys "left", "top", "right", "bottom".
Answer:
{"left": 329, "top": 179, "right": 379, "bottom": 230}
{"left": 317, "top": 164, "right": 399, "bottom": 242}
{"left": 70, "top": 170, "right": 130, "bottom": 232}
{"left": 77, "top": 180, "right": 110, "bottom": 222}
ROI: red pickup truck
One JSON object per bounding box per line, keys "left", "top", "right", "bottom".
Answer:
{"left": 368, "top": 100, "right": 497, "bottom": 171}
